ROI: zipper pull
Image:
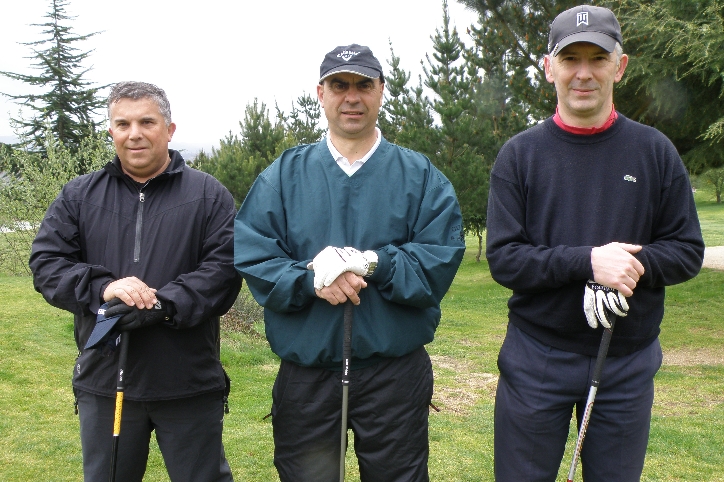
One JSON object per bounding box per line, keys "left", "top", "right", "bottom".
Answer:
{"left": 139, "top": 192, "right": 145, "bottom": 202}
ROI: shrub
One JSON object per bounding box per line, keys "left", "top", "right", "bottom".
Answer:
{"left": 0, "top": 131, "right": 112, "bottom": 275}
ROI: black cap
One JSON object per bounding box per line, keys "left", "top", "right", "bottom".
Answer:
{"left": 549, "top": 5, "right": 623, "bottom": 56}
{"left": 319, "top": 44, "right": 383, "bottom": 82}
{"left": 84, "top": 302, "right": 123, "bottom": 350}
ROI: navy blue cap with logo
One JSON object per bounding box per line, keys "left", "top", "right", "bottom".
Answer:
{"left": 549, "top": 5, "right": 623, "bottom": 56}
{"left": 319, "top": 44, "right": 384, "bottom": 83}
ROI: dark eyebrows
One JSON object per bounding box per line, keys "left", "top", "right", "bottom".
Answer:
{"left": 329, "top": 78, "right": 349, "bottom": 87}
{"left": 325, "top": 76, "right": 376, "bottom": 89}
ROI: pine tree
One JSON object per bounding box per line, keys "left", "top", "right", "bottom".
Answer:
{"left": 194, "top": 99, "right": 290, "bottom": 206}
{"left": 283, "top": 93, "right": 324, "bottom": 145}
{"left": 460, "top": 0, "right": 570, "bottom": 122}
{"left": 0, "top": 0, "right": 105, "bottom": 153}
{"left": 617, "top": 0, "right": 724, "bottom": 173}
{"left": 423, "top": 1, "right": 496, "bottom": 261}
{"left": 378, "top": 42, "right": 436, "bottom": 154}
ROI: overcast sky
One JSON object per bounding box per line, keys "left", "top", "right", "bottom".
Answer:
{"left": 1, "top": 0, "right": 480, "bottom": 154}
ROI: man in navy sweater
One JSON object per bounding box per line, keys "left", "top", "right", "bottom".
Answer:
{"left": 486, "top": 6, "right": 704, "bottom": 481}
{"left": 234, "top": 44, "right": 465, "bottom": 481}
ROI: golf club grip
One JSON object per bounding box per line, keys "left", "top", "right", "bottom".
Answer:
{"left": 342, "top": 302, "right": 352, "bottom": 384}
{"left": 117, "top": 332, "right": 130, "bottom": 390}
{"left": 110, "top": 332, "right": 129, "bottom": 482}
{"left": 591, "top": 314, "right": 616, "bottom": 387}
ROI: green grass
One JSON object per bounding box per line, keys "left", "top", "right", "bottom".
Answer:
{"left": 2, "top": 237, "right": 723, "bottom": 481}
{"left": 693, "top": 186, "right": 724, "bottom": 246}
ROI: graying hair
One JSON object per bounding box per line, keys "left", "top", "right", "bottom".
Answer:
{"left": 107, "top": 81, "right": 172, "bottom": 125}
{"left": 613, "top": 42, "right": 624, "bottom": 57}
{"left": 614, "top": 42, "right": 624, "bottom": 68}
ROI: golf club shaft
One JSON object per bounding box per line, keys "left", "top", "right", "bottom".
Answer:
{"left": 340, "top": 301, "right": 353, "bottom": 482}
{"left": 109, "top": 332, "right": 130, "bottom": 482}
{"left": 566, "top": 313, "right": 617, "bottom": 482}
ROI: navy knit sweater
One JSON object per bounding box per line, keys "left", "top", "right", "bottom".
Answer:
{"left": 486, "top": 115, "right": 704, "bottom": 356}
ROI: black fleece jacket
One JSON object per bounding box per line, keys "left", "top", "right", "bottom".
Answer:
{"left": 30, "top": 150, "right": 241, "bottom": 400}
{"left": 486, "top": 115, "right": 704, "bottom": 356}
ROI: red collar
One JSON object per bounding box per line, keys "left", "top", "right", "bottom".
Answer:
{"left": 553, "top": 106, "right": 618, "bottom": 135}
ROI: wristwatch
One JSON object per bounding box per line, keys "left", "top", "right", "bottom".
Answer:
{"left": 362, "top": 250, "right": 378, "bottom": 277}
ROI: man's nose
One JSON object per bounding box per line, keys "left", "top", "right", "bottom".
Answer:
{"left": 129, "top": 122, "right": 143, "bottom": 139}
{"left": 345, "top": 85, "right": 362, "bottom": 102}
{"left": 576, "top": 59, "right": 594, "bottom": 79}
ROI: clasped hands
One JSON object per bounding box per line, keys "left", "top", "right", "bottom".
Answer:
{"left": 308, "top": 246, "right": 373, "bottom": 305}
{"left": 102, "top": 276, "right": 174, "bottom": 330}
{"left": 103, "top": 297, "right": 174, "bottom": 331}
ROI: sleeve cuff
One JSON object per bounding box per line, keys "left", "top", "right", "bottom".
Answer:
{"left": 367, "top": 248, "right": 392, "bottom": 284}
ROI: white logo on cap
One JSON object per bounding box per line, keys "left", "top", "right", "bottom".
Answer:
{"left": 338, "top": 50, "right": 360, "bottom": 62}
{"left": 577, "top": 12, "right": 589, "bottom": 26}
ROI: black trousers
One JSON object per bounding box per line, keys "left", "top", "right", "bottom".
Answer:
{"left": 76, "top": 389, "right": 233, "bottom": 482}
{"left": 271, "top": 347, "right": 434, "bottom": 482}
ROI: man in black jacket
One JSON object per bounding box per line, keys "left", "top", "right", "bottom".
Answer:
{"left": 486, "top": 6, "right": 704, "bottom": 482}
{"left": 30, "top": 81, "right": 241, "bottom": 481}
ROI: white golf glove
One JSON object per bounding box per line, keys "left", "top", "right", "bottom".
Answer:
{"left": 583, "top": 280, "right": 629, "bottom": 329}
{"left": 308, "top": 246, "right": 369, "bottom": 290}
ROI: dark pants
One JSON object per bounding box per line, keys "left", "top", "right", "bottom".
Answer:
{"left": 494, "top": 324, "right": 662, "bottom": 482}
{"left": 271, "top": 347, "right": 434, "bottom": 482}
{"left": 76, "top": 389, "right": 233, "bottom": 482}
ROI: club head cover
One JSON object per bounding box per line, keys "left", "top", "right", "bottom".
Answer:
{"left": 84, "top": 298, "right": 127, "bottom": 350}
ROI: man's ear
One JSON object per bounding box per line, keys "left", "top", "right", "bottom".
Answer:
{"left": 544, "top": 55, "right": 555, "bottom": 84}
{"left": 614, "top": 54, "right": 629, "bottom": 83}
{"left": 317, "top": 83, "right": 325, "bottom": 107}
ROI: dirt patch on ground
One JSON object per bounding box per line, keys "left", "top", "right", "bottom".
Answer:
{"left": 430, "top": 355, "right": 498, "bottom": 415}
{"left": 703, "top": 246, "right": 724, "bottom": 270}
{"left": 428, "top": 346, "right": 723, "bottom": 416}
{"left": 663, "top": 348, "right": 724, "bottom": 366}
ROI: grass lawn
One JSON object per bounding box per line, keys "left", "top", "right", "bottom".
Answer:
{"left": 1, "top": 240, "right": 723, "bottom": 480}
{"left": 694, "top": 187, "right": 724, "bottom": 246}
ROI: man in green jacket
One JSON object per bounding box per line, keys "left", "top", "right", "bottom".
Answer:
{"left": 234, "top": 44, "right": 465, "bottom": 482}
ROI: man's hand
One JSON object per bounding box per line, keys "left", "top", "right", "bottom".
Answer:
{"left": 103, "top": 276, "right": 158, "bottom": 308}
{"left": 308, "top": 246, "right": 369, "bottom": 290}
{"left": 315, "top": 271, "right": 367, "bottom": 306}
{"left": 591, "top": 242, "right": 645, "bottom": 296}
{"left": 106, "top": 299, "right": 175, "bottom": 331}
{"left": 583, "top": 280, "right": 629, "bottom": 329}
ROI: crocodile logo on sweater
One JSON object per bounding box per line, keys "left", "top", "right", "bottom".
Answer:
{"left": 624, "top": 175, "right": 637, "bottom": 183}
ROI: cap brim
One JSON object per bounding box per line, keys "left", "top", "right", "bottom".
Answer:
{"left": 552, "top": 31, "right": 618, "bottom": 55}
{"left": 319, "top": 65, "right": 381, "bottom": 82}
{"left": 84, "top": 314, "right": 123, "bottom": 350}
